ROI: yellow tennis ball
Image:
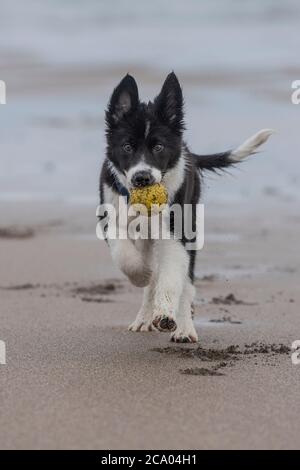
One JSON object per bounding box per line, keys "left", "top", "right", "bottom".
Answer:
{"left": 129, "top": 183, "right": 168, "bottom": 214}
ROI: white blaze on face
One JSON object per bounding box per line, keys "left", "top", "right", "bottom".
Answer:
{"left": 126, "top": 162, "right": 162, "bottom": 187}
{"left": 145, "top": 120, "right": 151, "bottom": 138}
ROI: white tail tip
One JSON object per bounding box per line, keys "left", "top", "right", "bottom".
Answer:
{"left": 231, "top": 128, "right": 275, "bottom": 161}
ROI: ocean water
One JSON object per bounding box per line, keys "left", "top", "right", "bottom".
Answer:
{"left": 0, "top": 0, "right": 299, "bottom": 205}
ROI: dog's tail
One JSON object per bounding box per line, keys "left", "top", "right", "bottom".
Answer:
{"left": 191, "top": 129, "right": 274, "bottom": 172}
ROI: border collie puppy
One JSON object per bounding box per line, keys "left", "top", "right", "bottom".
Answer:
{"left": 99, "top": 73, "right": 273, "bottom": 343}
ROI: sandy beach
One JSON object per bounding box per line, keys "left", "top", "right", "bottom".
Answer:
{"left": 0, "top": 199, "right": 299, "bottom": 449}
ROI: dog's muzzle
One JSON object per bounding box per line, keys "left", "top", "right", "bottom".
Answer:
{"left": 131, "top": 170, "right": 155, "bottom": 188}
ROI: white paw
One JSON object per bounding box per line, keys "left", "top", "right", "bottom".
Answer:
{"left": 128, "top": 316, "right": 157, "bottom": 332}
{"left": 170, "top": 321, "right": 198, "bottom": 343}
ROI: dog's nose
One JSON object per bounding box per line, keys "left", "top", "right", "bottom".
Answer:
{"left": 131, "top": 170, "right": 154, "bottom": 187}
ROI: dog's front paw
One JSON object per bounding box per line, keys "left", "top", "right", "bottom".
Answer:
{"left": 152, "top": 311, "right": 177, "bottom": 332}
{"left": 128, "top": 316, "right": 157, "bottom": 332}
{"left": 170, "top": 321, "right": 198, "bottom": 343}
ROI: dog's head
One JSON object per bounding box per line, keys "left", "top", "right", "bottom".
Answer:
{"left": 105, "top": 73, "right": 184, "bottom": 189}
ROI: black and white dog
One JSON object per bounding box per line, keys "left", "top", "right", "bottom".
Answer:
{"left": 99, "top": 72, "right": 272, "bottom": 343}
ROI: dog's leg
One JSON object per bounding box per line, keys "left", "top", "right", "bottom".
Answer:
{"left": 109, "top": 239, "right": 152, "bottom": 287}
{"left": 128, "top": 281, "right": 157, "bottom": 332}
{"left": 170, "top": 281, "right": 198, "bottom": 343}
{"left": 152, "top": 239, "right": 189, "bottom": 332}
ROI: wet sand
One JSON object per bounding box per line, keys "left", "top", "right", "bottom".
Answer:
{"left": 0, "top": 200, "right": 299, "bottom": 449}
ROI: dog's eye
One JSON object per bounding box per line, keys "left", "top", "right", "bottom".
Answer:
{"left": 123, "top": 143, "right": 133, "bottom": 153}
{"left": 153, "top": 144, "right": 164, "bottom": 153}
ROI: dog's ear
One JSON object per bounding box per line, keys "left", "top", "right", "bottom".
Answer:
{"left": 154, "top": 72, "right": 184, "bottom": 132}
{"left": 107, "top": 74, "right": 139, "bottom": 124}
